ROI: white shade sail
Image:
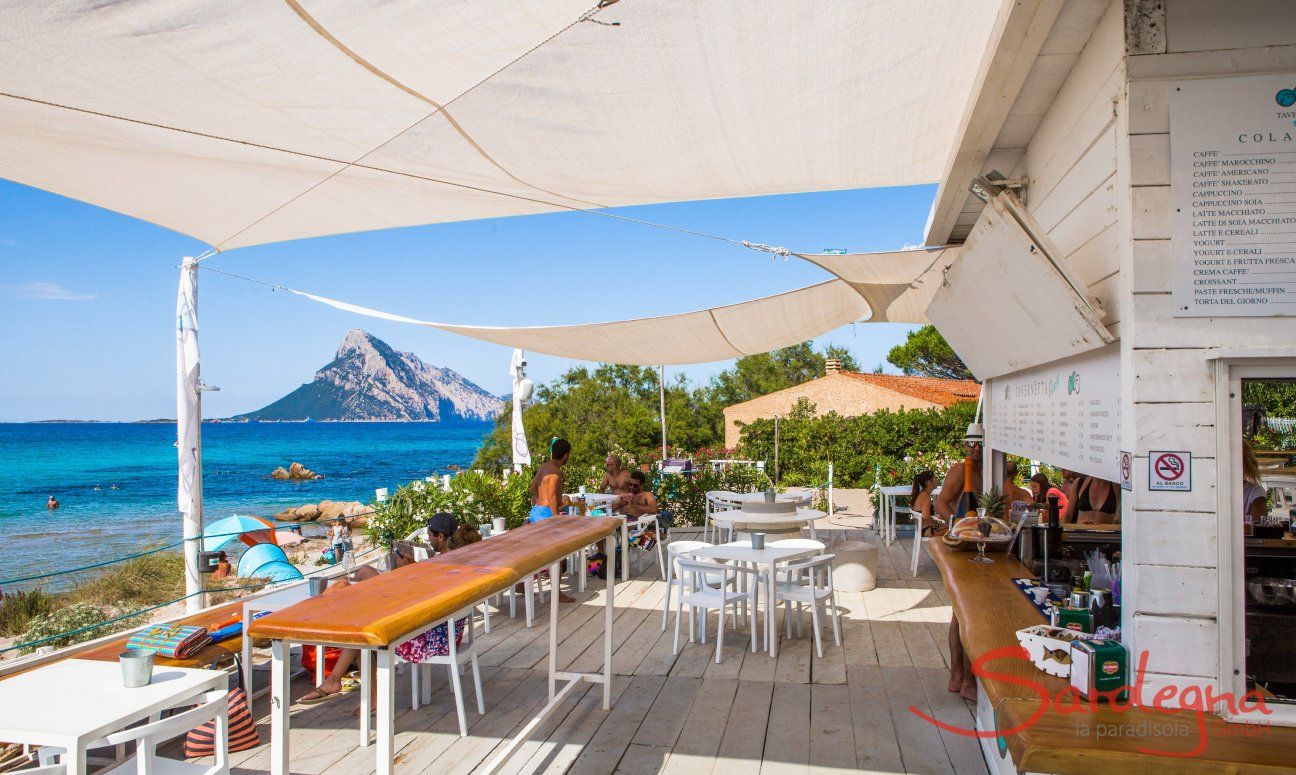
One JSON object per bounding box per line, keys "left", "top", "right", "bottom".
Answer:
{"left": 281, "top": 246, "right": 959, "bottom": 365}
{"left": 0, "top": 1, "right": 1000, "bottom": 250}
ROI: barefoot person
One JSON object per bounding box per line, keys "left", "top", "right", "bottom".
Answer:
{"left": 601, "top": 454, "right": 633, "bottom": 494}
{"left": 299, "top": 513, "right": 473, "bottom": 708}
{"left": 527, "top": 438, "right": 576, "bottom": 603}
{"left": 934, "top": 423, "right": 984, "bottom": 702}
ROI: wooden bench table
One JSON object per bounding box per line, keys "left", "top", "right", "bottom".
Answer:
{"left": 249, "top": 516, "right": 622, "bottom": 775}
{"left": 928, "top": 539, "right": 1296, "bottom": 773}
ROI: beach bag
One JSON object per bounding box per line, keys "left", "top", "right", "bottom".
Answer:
{"left": 184, "top": 687, "right": 259, "bottom": 758}
{"left": 126, "top": 624, "right": 211, "bottom": 659}
{"left": 301, "top": 645, "right": 343, "bottom": 675}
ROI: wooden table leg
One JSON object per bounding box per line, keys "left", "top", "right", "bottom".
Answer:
{"left": 270, "top": 639, "right": 290, "bottom": 775}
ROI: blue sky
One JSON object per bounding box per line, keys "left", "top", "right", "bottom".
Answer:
{"left": 0, "top": 179, "right": 936, "bottom": 421}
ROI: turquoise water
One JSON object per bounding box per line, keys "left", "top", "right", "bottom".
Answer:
{"left": 0, "top": 422, "right": 493, "bottom": 589}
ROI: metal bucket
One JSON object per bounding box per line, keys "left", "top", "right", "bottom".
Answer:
{"left": 308, "top": 576, "right": 328, "bottom": 596}
{"left": 120, "top": 649, "right": 154, "bottom": 688}
{"left": 750, "top": 533, "right": 766, "bottom": 550}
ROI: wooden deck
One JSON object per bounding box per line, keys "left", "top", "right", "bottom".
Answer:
{"left": 223, "top": 528, "right": 984, "bottom": 774}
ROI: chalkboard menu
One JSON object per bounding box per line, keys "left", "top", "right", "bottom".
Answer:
{"left": 1171, "top": 72, "right": 1296, "bottom": 316}
{"left": 985, "top": 345, "right": 1120, "bottom": 481}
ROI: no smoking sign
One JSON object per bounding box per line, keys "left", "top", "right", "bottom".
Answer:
{"left": 1148, "top": 450, "right": 1192, "bottom": 492}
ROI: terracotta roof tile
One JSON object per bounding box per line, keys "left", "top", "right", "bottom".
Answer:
{"left": 838, "top": 371, "right": 980, "bottom": 407}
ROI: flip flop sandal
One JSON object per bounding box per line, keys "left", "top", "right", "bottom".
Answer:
{"left": 299, "top": 687, "right": 340, "bottom": 706}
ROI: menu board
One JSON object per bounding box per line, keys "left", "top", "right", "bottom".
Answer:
{"left": 985, "top": 345, "right": 1120, "bottom": 481}
{"left": 1171, "top": 72, "right": 1296, "bottom": 316}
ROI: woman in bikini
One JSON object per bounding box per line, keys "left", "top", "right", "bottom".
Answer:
{"left": 910, "top": 470, "right": 942, "bottom": 535}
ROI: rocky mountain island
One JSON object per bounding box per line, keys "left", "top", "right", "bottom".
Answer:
{"left": 234, "top": 330, "right": 503, "bottom": 422}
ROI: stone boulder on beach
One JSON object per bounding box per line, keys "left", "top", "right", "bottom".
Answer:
{"left": 274, "top": 499, "right": 366, "bottom": 524}
{"left": 270, "top": 462, "right": 321, "bottom": 480}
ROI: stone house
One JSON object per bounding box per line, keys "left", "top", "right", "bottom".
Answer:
{"left": 722, "top": 361, "right": 980, "bottom": 447}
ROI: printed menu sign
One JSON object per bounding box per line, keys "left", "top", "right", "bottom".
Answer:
{"left": 1171, "top": 72, "right": 1296, "bottom": 316}
{"left": 985, "top": 346, "right": 1120, "bottom": 482}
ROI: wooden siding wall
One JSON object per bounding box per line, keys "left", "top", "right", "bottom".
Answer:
{"left": 1120, "top": 0, "right": 1296, "bottom": 701}
{"left": 1009, "top": 0, "right": 1125, "bottom": 337}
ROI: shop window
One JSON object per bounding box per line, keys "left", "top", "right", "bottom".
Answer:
{"left": 1238, "top": 377, "right": 1296, "bottom": 707}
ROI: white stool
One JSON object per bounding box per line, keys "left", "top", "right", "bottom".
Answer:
{"left": 830, "top": 540, "right": 877, "bottom": 592}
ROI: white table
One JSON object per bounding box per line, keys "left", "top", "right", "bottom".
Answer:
{"left": 243, "top": 583, "right": 325, "bottom": 698}
{"left": 692, "top": 541, "right": 821, "bottom": 658}
{"left": 565, "top": 493, "right": 633, "bottom": 582}
{"left": 0, "top": 659, "right": 227, "bottom": 774}
{"left": 877, "top": 485, "right": 913, "bottom": 546}
{"left": 710, "top": 507, "right": 826, "bottom": 539}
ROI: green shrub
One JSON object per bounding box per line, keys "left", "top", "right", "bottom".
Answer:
{"left": 18, "top": 602, "right": 139, "bottom": 654}
{"left": 737, "top": 402, "right": 976, "bottom": 490}
{"left": 0, "top": 588, "right": 60, "bottom": 637}
{"left": 71, "top": 550, "right": 185, "bottom": 609}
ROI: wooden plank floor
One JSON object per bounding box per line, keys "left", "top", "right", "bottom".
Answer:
{"left": 215, "top": 527, "right": 985, "bottom": 774}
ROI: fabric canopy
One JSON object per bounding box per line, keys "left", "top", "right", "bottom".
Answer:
{"left": 0, "top": 1, "right": 999, "bottom": 250}
{"left": 285, "top": 246, "right": 959, "bottom": 364}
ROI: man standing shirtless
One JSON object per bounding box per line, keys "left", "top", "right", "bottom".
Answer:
{"left": 529, "top": 438, "right": 575, "bottom": 603}
{"left": 601, "top": 454, "right": 633, "bottom": 494}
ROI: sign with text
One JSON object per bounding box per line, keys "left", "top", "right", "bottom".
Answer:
{"left": 1119, "top": 451, "right": 1133, "bottom": 491}
{"left": 985, "top": 346, "right": 1120, "bottom": 482}
{"left": 1171, "top": 72, "right": 1296, "bottom": 316}
{"left": 1148, "top": 451, "right": 1192, "bottom": 492}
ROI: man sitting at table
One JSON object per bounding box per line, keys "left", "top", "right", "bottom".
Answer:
{"left": 613, "top": 470, "right": 657, "bottom": 517}
{"left": 297, "top": 512, "right": 466, "bottom": 708}
{"left": 601, "top": 454, "right": 633, "bottom": 494}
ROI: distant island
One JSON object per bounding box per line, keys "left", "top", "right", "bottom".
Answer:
{"left": 230, "top": 330, "right": 504, "bottom": 423}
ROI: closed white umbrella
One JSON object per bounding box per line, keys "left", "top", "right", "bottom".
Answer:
{"left": 510, "top": 349, "right": 532, "bottom": 471}
{"left": 176, "top": 257, "right": 205, "bottom": 612}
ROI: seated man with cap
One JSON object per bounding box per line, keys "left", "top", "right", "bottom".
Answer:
{"left": 298, "top": 512, "right": 471, "bottom": 708}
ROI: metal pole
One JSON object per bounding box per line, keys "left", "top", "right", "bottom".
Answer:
{"left": 774, "top": 414, "right": 780, "bottom": 486}
{"left": 659, "top": 365, "right": 667, "bottom": 461}
{"left": 177, "top": 257, "right": 205, "bottom": 612}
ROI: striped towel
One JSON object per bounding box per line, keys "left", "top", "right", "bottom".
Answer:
{"left": 125, "top": 624, "right": 211, "bottom": 659}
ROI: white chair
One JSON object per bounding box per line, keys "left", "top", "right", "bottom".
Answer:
{"left": 399, "top": 606, "right": 485, "bottom": 737}
{"left": 41, "top": 689, "right": 230, "bottom": 775}
{"left": 765, "top": 538, "right": 825, "bottom": 631}
{"left": 661, "top": 540, "right": 713, "bottom": 629}
{"left": 704, "top": 492, "right": 739, "bottom": 543}
{"left": 672, "top": 558, "right": 760, "bottom": 663}
{"left": 625, "top": 513, "right": 667, "bottom": 580}
{"left": 773, "top": 555, "right": 842, "bottom": 657}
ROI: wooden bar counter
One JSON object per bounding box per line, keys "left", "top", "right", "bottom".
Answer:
{"left": 929, "top": 539, "right": 1296, "bottom": 774}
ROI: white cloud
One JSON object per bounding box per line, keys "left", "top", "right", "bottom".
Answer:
{"left": 2, "top": 281, "right": 99, "bottom": 301}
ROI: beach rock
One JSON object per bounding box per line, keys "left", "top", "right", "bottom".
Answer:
{"left": 295, "top": 503, "right": 321, "bottom": 520}
{"left": 271, "top": 466, "right": 290, "bottom": 480}
{"left": 274, "top": 508, "right": 302, "bottom": 522}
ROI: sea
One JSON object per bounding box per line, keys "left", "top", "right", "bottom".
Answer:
{"left": 0, "top": 421, "right": 493, "bottom": 590}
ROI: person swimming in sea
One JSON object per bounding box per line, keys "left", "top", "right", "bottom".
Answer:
{"left": 46, "top": 495, "right": 59, "bottom": 510}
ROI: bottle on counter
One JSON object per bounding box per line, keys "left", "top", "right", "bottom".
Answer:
{"left": 957, "top": 457, "right": 979, "bottom": 519}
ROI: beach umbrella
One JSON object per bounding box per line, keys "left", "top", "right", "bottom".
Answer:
{"left": 244, "top": 528, "right": 306, "bottom": 548}
{"left": 202, "top": 514, "right": 277, "bottom": 552}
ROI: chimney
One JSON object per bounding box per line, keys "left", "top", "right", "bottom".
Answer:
{"left": 825, "top": 359, "right": 841, "bottom": 376}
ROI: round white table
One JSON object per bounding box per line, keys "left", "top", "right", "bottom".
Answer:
{"left": 710, "top": 507, "right": 826, "bottom": 537}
